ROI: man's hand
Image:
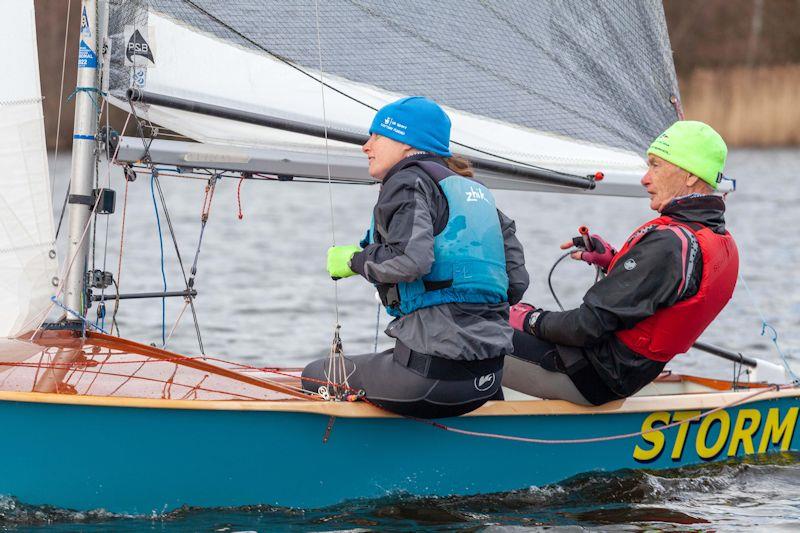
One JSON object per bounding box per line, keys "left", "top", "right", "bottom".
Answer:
{"left": 560, "top": 234, "right": 617, "bottom": 271}
{"left": 327, "top": 245, "right": 361, "bottom": 279}
{"left": 509, "top": 302, "right": 537, "bottom": 333}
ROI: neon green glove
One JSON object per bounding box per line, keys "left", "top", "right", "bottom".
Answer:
{"left": 327, "top": 245, "right": 361, "bottom": 279}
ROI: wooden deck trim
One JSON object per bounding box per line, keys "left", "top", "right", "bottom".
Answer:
{"left": 0, "top": 387, "right": 796, "bottom": 418}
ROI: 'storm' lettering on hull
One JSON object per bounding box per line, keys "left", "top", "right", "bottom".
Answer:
{"left": 633, "top": 406, "right": 798, "bottom": 463}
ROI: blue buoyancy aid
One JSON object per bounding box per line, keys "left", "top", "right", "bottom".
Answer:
{"left": 368, "top": 161, "right": 509, "bottom": 317}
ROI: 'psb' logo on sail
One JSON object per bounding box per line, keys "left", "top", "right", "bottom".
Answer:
{"left": 124, "top": 26, "right": 156, "bottom": 67}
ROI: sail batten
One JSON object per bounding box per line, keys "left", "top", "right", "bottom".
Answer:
{"left": 126, "top": 89, "right": 599, "bottom": 190}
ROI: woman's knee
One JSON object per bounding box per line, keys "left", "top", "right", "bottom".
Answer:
{"left": 300, "top": 358, "right": 327, "bottom": 394}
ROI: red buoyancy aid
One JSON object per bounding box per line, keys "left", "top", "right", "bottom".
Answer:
{"left": 607, "top": 215, "right": 739, "bottom": 362}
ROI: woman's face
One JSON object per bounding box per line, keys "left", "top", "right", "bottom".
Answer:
{"left": 362, "top": 134, "right": 413, "bottom": 180}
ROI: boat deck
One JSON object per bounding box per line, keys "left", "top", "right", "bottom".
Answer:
{"left": 0, "top": 329, "right": 788, "bottom": 417}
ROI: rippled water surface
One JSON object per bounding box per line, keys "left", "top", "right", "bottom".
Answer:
{"left": 30, "top": 149, "right": 800, "bottom": 530}
{"left": 5, "top": 456, "right": 800, "bottom": 531}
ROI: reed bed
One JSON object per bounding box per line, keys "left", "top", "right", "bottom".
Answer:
{"left": 680, "top": 64, "right": 800, "bottom": 146}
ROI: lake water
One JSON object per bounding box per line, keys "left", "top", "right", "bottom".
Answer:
{"left": 9, "top": 148, "right": 798, "bottom": 530}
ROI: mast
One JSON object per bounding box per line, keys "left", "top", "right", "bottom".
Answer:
{"left": 62, "top": 0, "right": 99, "bottom": 317}
{"left": 35, "top": 0, "right": 105, "bottom": 392}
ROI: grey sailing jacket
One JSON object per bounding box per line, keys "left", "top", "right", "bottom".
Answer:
{"left": 350, "top": 153, "right": 529, "bottom": 360}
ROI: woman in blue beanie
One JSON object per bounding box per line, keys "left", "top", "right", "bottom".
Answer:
{"left": 301, "top": 96, "right": 529, "bottom": 418}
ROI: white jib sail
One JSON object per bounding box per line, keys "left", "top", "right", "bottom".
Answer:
{"left": 0, "top": 0, "right": 58, "bottom": 339}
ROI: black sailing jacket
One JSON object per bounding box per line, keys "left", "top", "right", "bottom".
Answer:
{"left": 536, "top": 195, "right": 728, "bottom": 399}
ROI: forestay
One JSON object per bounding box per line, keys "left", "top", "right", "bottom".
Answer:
{"left": 0, "top": 0, "right": 58, "bottom": 339}
{"left": 107, "top": 1, "right": 681, "bottom": 195}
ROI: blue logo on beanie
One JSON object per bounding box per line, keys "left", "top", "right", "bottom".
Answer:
{"left": 369, "top": 96, "right": 452, "bottom": 157}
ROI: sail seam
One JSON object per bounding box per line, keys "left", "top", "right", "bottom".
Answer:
{"left": 0, "top": 97, "right": 44, "bottom": 106}
{"left": 0, "top": 241, "right": 56, "bottom": 255}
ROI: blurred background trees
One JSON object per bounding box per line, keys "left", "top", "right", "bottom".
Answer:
{"left": 664, "top": 0, "right": 800, "bottom": 145}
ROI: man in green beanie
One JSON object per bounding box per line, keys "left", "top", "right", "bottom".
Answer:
{"left": 504, "top": 121, "right": 740, "bottom": 405}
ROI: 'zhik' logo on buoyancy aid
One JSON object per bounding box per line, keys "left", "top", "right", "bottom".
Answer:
{"left": 126, "top": 29, "right": 155, "bottom": 64}
{"left": 474, "top": 373, "right": 496, "bottom": 391}
{"left": 466, "top": 185, "right": 489, "bottom": 203}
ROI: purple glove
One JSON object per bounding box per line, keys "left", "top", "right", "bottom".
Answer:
{"left": 509, "top": 303, "right": 536, "bottom": 332}
{"left": 572, "top": 234, "right": 616, "bottom": 271}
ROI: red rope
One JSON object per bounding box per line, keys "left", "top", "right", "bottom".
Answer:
{"left": 54, "top": 367, "right": 265, "bottom": 400}
{"left": 236, "top": 176, "right": 245, "bottom": 219}
{"left": 84, "top": 351, "right": 112, "bottom": 395}
{"left": 201, "top": 178, "right": 217, "bottom": 222}
{"left": 0, "top": 353, "right": 313, "bottom": 398}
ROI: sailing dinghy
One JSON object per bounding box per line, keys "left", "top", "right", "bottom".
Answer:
{"left": 0, "top": 0, "right": 797, "bottom": 513}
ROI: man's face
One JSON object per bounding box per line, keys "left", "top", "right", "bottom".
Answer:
{"left": 362, "top": 134, "right": 412, "bottom": 180}
{"left": 641, "top": 155, "right": 691, "bottom": 212}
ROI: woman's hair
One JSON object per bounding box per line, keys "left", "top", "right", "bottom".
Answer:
{"left": 443, "top": 155, "right": 474, "bottom": 178}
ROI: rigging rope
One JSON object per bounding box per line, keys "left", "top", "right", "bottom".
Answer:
{"left": 49, "top": 296, "right": 108, "bottom": 334}
{"left": 374, "top": 302, "right": 381, "bottom": 353}
{"left": 236, "top": 176, "right": 245, "bottom": 219}
{"left": 96, "top": 89, "right": 115, "bottom": 331}
{"left": 738, "top": 273, "right": 799, "bottom": 383}
{"left": 150, "top": 171, "right": 168, "bottom": 346}
{"left": 152, "top": 176, "right": 205, "bottom": 354}
{"left": 273, "top": 366, "right": 786, "bottom": 445}
{"left": 54, "top": 88, "right": 106, "bottom": 239}
{"left": 91, "top": 30, "right": 116, "bottom": 331}
{"left": 402, "top": 385, "right": 781, "bottom": 445}
{"left": 314, "top": 0, "right": 351, "bottom": 398}
{"left": 165, "top": 300, "right": 190, "bottom": 349}
{"left": 547, "top": 251, "right": 573, "bottom": 311}
{"left": 50, "top": 0, "right": 72, "bottom": 235}
{"left": 187, "top": 174, "right": 218, "bottom": 296}
{"left": 109, "top": 178, "right": 130, "bottom": 336}
{"left": 126, "top": 101, "right": 206, "bottom": 354}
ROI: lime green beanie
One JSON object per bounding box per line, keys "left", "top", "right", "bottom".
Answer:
{"left": 647, "top": 121, "right": 727, "bottom": 189}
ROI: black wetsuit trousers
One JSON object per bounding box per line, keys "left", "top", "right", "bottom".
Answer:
{"left": 301, "top": 348, "right": 504, "bottom": 419}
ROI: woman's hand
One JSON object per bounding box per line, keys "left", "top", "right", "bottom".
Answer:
{"left": 327, "top": 245, "right": 361, "bottom": 279}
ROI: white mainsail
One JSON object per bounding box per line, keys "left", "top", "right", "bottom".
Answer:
{"left": 0, "top": 0, "right": 58, "bottom": 340}
{"left": 106, "top": 2, "right": 685, "bottom": 196}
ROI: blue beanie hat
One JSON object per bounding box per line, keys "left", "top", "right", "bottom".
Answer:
{"left": 369, "top": 96, "right": 452, "bottom": 157}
